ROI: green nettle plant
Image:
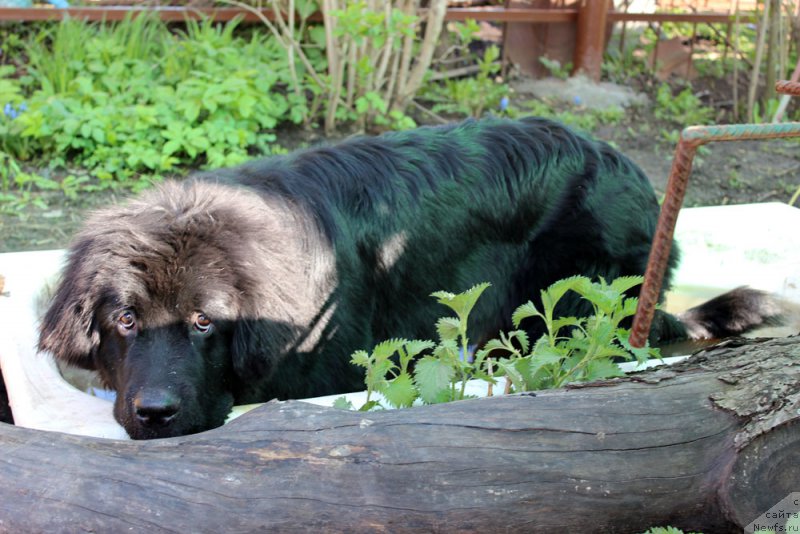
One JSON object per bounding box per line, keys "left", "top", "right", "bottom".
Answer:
{"left": 335, "top": 282, "right": 494, "bottom": 411}
{"left": 337, "top": 276, "right": 660, "bottom": 412}
{"left": 479, "top": 275, "right": 659, "bottom": 393}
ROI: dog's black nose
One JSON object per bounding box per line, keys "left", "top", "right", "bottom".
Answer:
{"left": 133, "top": 389, "right": 181, "bottom": 427}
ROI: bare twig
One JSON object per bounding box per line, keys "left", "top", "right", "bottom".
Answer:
{"left": 409, "top": 100, "right": 449, "bottom": 124}
{"left": 747, "top": 0, "right": 770, "bottom": 121}
{"left": 395, "top": 0, "right": 447, "bottom": 110}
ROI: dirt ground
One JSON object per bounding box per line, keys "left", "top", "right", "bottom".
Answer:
{"left": 1, "top": 84, "right": 799, "bottom": 253}
{"left": 599, "top": 117, "right": 800, "bottom": 208}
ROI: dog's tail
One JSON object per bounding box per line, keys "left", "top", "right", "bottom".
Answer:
{"left": 651, "top": 287, "right": 786, "bottom": 345}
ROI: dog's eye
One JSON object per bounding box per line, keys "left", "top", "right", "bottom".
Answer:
{"left": 117, "top": 310, "right": 136, "bottom": 332}
{"left": 193, "top": 312, "right": 213, "bottom": 334}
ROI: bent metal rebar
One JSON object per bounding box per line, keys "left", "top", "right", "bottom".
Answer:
{"left": 630, "top": 80, "right": 800, "bottom": 348}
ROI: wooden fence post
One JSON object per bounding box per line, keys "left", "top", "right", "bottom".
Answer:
{"left": 573, "top": 0, "right": 610, "bottom": 81}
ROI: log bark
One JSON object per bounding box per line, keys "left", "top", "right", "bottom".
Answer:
{"left": 0, "top": 336, "right": 798, "bottom": 533}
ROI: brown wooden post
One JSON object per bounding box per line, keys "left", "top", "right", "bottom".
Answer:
{"left": 572, "top": 0, "right": 610, "bottom": 81}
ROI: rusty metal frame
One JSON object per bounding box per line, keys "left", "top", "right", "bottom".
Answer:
{"left": 629, "top": 80, "right": 800, "bottom": 348}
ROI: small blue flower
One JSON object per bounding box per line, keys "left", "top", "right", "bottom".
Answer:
{"left": 499, "top": 96, "right": 509, "bottom": 112}
{"left": 3, "top": 103, "right": 17, "bottom": 119}
{"left": 573, "top": 95, "right": 583, "bottom": 106}
{"left": 458, "top": 345, "right": 477, "bottom": 363}
{"left": 3, "top": 102, "right": 26, "bottom": 119}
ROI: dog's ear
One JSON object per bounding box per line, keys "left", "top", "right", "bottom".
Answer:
{"left": 38, "top": 246, "right": 102, "bottom": 370}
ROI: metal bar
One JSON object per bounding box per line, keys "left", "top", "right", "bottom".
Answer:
{"left": 629, "top": 81, "right": 800, "bottom": 348}
{"left": 776, "top": 79, "right": 800, "bottom": 96}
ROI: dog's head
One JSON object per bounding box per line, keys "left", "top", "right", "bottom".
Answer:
{"left": 38, "top": 180, "right": 320, "bottom": 439}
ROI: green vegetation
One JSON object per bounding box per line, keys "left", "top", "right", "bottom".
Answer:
{"left": 420, "top": 19, "right": 508, "bottom": 118}
{"left": 334, "top": 282, "right": 495, "bottom": 411}
{"left": 653, "top": 83, "right": 715, "bottom": 143}
{"left": 422, "top": 44, "right": 507, "bottom": 118}
{"left": 654, "top": 84, "right": 715, "bottom": 127}
{"left": 4, "top": 16, "right": 309, "bottom": 188}
{"left": 336, "top": 276, "right": 660, "bottom": 411}
{"left": 0, "top": 11, "right": 507, "bottom": 212}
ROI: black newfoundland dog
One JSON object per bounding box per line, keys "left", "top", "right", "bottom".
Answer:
{"left": 38, "top": 117, "right": 779, "bottom": 439}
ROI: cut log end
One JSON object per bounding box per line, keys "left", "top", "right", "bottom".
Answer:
{"left": 723, "top": 419, "right": 800, "bottom": 527}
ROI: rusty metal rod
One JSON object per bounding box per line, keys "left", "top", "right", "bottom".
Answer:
{"left": 775, "top": 80, "right": 800, "bottom": 96}
{"left": 629, "top": 81, "right": 800, "bottom": 348}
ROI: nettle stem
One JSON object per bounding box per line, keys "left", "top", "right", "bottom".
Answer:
{"left": 458, "top": 324, "right": 470, "bottom": 400}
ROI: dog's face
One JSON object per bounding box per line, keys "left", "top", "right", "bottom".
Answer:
{"left": 89, "top": 274, "right": 241, "bottom": 440}
{"left": 38, "top": 181, "right": 315, "bottom": 439}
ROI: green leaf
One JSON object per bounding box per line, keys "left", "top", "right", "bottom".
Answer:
{"left": 616, "top": 329, "right": 661, "bottom": 364}
{"left": 618, "top": 297, "right": 640, "bottom": 321}
{"left": 573, "top": 281, "right": 620, "bottom": 317}
{"left": 551, "top": 316, "right": 583, "bottom": 336}
{"left": 372, "top": 338, "right": 408, "bottom": 362}
{"left": 397, "top": 339, "right": 435, "bottom": 372}
{"left": 504, "top": 329, "right": 530, "bottom": 355}
{"left": 381, "top": 373, "right": 417, "bottom": 409}
{"left": 359, "top": 400, "right": 382, "bottom": 412}
{"left": 414, "top": 356, "right": 455, "bottom": 404}
{"left": 350, "top": 350, "right": 371, "bottom": 368}
{"left": 479, "top": 338, "right": 511, "bottom": 355}
{"left": 494, "top": 357, "right": 527, "bottom": 392}
{"left": 431, "top": 282, "right": 491, "bottom": 321}
{"left": 609, "top": 275, "right": 644, "bottom": 295}
{"left": 182, "top": 101, "right": 201, "bottom": 123}
{"left": 308, "top": 26, "right": 327, "bottom": 48}
{"left": 400, "top": 339, "right": 435, "bottom": 359}
{"left": 433, "top": 339, "right": 460, "bottom": 366}
{"left": 237, "top": 95, "right": 254, "bottom": 119}
{"left": 91, "top": 128, "right": 105, "bottom": 144}
{"left": 511, "top": 301, "right": 542, "bottom": 328}
{"left": 436, "top": 316, "right": 461, "bottom": 342}
{"left": 530, "top": 336, "right": 567, "bottom": 361}
{"left": 541, "top": 275, "right": 588, "bottom": 313}
{"left": 587, "top": 315, "right": 615, "bottom": 346}
{"left": 332, "top": 396, "right": 355, "bottom": 411}
{"left": 355, "top": 96, "right": 370, "bottom": 114}
{"left": 295, "top": 0, "right": 317, "bottom": 20}
{"left": 585, "top": 358, "right": 625, "bottom": 381}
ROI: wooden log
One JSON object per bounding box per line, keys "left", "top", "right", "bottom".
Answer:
{"left": 0, "top": 336, "right": 798, "bottom": 533}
